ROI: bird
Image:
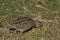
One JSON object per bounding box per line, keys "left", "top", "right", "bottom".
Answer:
{"left": 3, "top": 17, "right": 42, "bottom": 32}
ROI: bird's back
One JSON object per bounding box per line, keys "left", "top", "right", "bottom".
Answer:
{"left": 10, "top": 17, "right": 36, "bottom": 32}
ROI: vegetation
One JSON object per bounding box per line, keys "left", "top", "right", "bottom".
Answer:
{"left": 0, "top": 0, "right": 60, "bottom": 40}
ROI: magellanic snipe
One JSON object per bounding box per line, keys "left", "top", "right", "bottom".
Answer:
{"left": 3, "top": 17, "right": 42, "bottom": 32}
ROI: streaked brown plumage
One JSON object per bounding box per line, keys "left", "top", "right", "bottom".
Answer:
{"left": 3, "top": 17, "right": 42, "bottom": 32}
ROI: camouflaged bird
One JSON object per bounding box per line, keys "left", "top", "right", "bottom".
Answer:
{"left": 3, "top": 17, "right": 42, "bottom": 32}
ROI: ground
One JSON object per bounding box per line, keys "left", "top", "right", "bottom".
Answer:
{"left": 0, "top": 0, "right": 60, "bottom": 40}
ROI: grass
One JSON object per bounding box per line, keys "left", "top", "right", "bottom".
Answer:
{"left": 0, "top": 0, "right": 60, "bottom": 40}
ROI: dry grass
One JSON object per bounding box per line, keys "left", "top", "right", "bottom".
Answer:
{"left": 0, "top": 0, "right": 60, "bottom": 40}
